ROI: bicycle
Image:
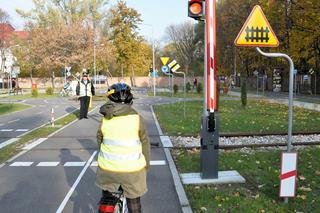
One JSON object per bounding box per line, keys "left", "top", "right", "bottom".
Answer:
{"left": 99, "top": 188, "right": 128, "bottom": 213}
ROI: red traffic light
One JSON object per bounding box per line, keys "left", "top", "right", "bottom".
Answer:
{"left": 188, "top": 0, "right": 204, "bottom": 20}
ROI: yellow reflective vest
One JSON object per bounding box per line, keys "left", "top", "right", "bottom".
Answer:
{"left": 98, "top": 114, "right": 147, "bottom": 173}
{"left": 79, "top": 81, "right": 92, "bottom": 97}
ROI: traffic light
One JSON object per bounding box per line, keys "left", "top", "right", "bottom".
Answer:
{"left": 188, "top": 0, "right": 204, "bottom": 20}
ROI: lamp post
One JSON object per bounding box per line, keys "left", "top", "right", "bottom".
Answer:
{"left": 94, "top": 39, "right": 97, "bottom": 86}
{"left": 140, "top": 23, "right": 156, "bottom": 96}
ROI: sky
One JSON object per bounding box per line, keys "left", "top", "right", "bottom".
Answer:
{"left": 1, "top": 0, "right": 194, "bottom": 42}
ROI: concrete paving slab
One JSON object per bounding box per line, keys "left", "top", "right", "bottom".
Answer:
{"left": 160, "top": 135, "right": 173, "bottom": 147}
{"left": 181, "top": 171, "right": 246, "bottom": 185}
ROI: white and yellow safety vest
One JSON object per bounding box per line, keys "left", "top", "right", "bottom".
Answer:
{"left": 79, "top": 81, "right": 92, "bottom": 97}
{"left": 98, "top": 114, "right": 147, "bottom": 173}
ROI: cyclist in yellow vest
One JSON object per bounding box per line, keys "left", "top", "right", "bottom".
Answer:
{"left": 96, "top": 83, "right": 150, "bottom": 213}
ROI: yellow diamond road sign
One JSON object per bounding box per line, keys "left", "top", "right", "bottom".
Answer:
{"left": 235, "top": 5, "right": 279, "bottom": 47}
{"left": 160, "top": 57, "right": 170, "bottom": 65}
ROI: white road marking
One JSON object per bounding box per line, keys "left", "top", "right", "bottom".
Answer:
{"left": 10, "top": 162, "right": 33, "bottom": 167}
{"left": 150, "top": 160, "right": 166, "bottom": 166}
{"left": 44, "top": 100, "right": 48, "bottom": 103}
{"left": 0, "top": 138, "right": 19, "bottom": 149}
{"left": 0, "top": 129, "right": 13, "bottom": 132}
{"left": 56, "top": 151, "right": 97, "bottom": 213}
{"left": 91, "top": 161, "right": 98, "bottom": 167}
{"left": 37, "top": 162, "right": 60, "bottom": 167}
{"left": 8, "top": 119, "right": 20, "bottom": 124}
{"left": 90, "top": 160, "right": 166, "bottom": 167}
{"left": 16, "top": 129, "right": 29, "bottom": 132}
{"left": 64, "top": 162, "right": 86, "bottom": 167}
{"left": 35, "top": 111, "right": 43, "bottom": 115}
{"left": 23, "top": 138, "right": 47, "bottom": 150}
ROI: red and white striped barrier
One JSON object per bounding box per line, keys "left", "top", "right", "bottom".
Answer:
{"left": 206, "top": 0, "right": 217, "bottom": 112}
{"left": 280, "top": 152, "right": 298, "bottom": 197}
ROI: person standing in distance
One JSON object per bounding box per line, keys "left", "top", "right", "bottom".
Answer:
{"left": 76, "top": 71, "right": 95, "bottom": 119}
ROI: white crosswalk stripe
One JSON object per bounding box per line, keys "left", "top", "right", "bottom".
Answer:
{"left": 16, "top": 129, "right": 29, "bottom": 132}
{"left": 10, "top": 162, "right": 33, "bottom": 167}
{"left": 0, "top": 129, "right": 13, "bottom": 132}
{"left": 64, "top": 162, "right": 86, "bottom": 167}
{"left": 37, "top": 162, "right": 60, "bottom": 167}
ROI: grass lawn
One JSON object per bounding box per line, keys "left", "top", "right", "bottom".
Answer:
{"left": 0, "top": 110, "right": 79, "bottom": 163}
{"left": 93, "top": 94, "right": 108, "bottom": 102}
{"left": 153, "top": 100, "right": 320, "bottom": 135}
{"left": 1, "top": 93, "right": 59, "bottom": 100}
{"left": 0, "top": 103, "right": 32, "bottom": 116}
{"left": 148, "top": 91, "right": 203, "bottom": 98}
{"left": 174, "top": 148, "right": 320, "bottom": 212}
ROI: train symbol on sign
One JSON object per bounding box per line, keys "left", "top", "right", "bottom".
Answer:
{"left": 245, "top": 26, "right": 270, "bottom": 43}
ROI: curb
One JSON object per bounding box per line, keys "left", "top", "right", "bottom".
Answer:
{"left": 150, "top": 106, "right": 193, "bottom": 213}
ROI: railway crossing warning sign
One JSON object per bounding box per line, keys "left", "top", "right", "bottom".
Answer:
{"left": 168, "top": 60, "right": 181, "bottom": 73}
{"left": 235, "top": 5, "right": 279, "bottom": 47}
{"left": 280, "top": 152, "right": 298, "bottom": 197}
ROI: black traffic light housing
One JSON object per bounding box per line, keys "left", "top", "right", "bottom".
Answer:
{"left": 188, "top": 0, "right": 204, "bottom": 20}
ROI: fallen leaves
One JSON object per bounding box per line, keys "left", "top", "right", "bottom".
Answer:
{"left": 297, "top": 194, "right": 307, "bottom": 200}
{"left": 298, "top": 175, "right": 306, "bottom": 181}
{"left": 200, "top": 207, "right": 207, "bottom": 212}
{"left": 299, "top": 186, "right": 312, "bottom": 192}
{"left": 315, "top": 171, "right": 320, "bottom": 176}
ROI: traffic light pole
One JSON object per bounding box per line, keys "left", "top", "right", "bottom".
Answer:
{"left": 200, "top": 0, "right": 219, "bottom": 179}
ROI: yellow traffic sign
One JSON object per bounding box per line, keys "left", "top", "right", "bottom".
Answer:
{"left": 172, "top": 64, "right": 181, "bottom": 72}
{"left": 160, "top": 57, "right": 170, "bottom": 65}
{"left": 168, "top": 60, "right": 177, "bottom": 68}
{"left": 235, "top": 5, "right": 279, "bottom": 47}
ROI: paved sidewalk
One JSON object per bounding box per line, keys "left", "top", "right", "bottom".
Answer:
{"left": 229, "top": 91, "right": 320, "bottom": 111}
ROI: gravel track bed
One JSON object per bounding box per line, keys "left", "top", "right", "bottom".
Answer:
{"left": 171, "top": 134, "right": 320, "bottom": 148}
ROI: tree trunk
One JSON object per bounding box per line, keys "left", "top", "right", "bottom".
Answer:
{"left": 51, "top": 71, "right": 55, "bottom": 90}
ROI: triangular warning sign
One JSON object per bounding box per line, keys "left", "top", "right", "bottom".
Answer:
{"left": 160, "top": 57, "right": 170, "bottom": 65}
{"left": 235, "top": 5, "right": 279, "bottom": 47}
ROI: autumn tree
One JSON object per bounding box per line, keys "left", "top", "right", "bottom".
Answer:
{"left": 108, "top": 0, "right": 152, "bottom": 77}
{"left": 14, "top": 22, "right": 94, "bottom": 89}
{"left": 15, "top": 0, "right": 112, "bottom": 81}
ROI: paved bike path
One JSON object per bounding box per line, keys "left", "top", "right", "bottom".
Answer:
{"left": 0, "top": 96, "right": 182, "bottom": 213}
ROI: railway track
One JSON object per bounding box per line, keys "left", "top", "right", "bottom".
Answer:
{"left": 167, "top": 141, "right": 320, "bottom": 150}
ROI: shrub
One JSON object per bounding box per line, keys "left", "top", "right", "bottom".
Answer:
{"left": 197, "top": 82, "right": 203, "bottom": 94}
{"left": 31, "top": 88, "right": 38, "bottom": 97}
{"left": 173, "top": 84, "right": 179, "bottom": 94}
{"left": 46, "top": 87, "right": 53, "bottom": 95}
{"left": 241, "top": 77, "right": 247, "bottom": 108}
{"left": 186, "top": 82, "right": 191, "bottom": 93}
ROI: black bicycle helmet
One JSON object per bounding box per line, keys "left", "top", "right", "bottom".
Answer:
{"left": 107, "top": 83, "right": 133, "bottom": 103}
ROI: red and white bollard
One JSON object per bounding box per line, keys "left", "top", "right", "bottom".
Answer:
{"left": 51, "top": 108, "right": 55, "bottom": 127}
